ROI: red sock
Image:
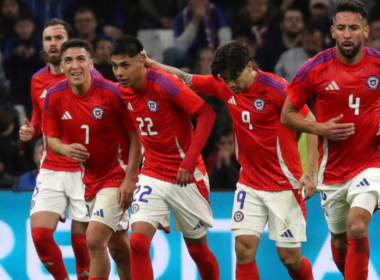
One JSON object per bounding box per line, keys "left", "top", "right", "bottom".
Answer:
{"left": 31, "top": 227, "right": 68, "bottom": 280}
{"left": 72, "top": 234, "right": 90, "bottom": 280}
{"left": 187, "top": 242, "right": 220, "bottom": 280}
{"left": 130, "top": 233, "right": 153, "bottom": 280}
{"left": 346, "top": 237, "right": 369, "bottom": 280}
{"left": 88, "top": 278, "right": 107, "bottom": 280}
{"left": 331, "top": 241, "right": 347, "bottom": 276}
{"left": 288, "top": 257, "right": 314, "bottom": 280}
{"left": 236, "top": 261, "right": 260, "bottom": 280}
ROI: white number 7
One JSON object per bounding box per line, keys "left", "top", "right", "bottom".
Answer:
{"left": 348, "top": 94, "right": 360, "bottom": 115}
{"left": 81, "top": 125, "right": 89, "bottom": 144}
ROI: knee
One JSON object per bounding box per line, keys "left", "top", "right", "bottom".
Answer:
{"left": 86, "top": 232, "right": 107, "bottom": 252}
{"left": 331, "top": 235, "right": 348, "bottom": 251}
{"left": 348, "top": 220, "right": 368, "bottom": 239}
{"left": 235, "top": 240, "right": 255, "bottom": 263}
{"left": 31, "top": 227, "right": 54, "bottom": 249}
{"left": 279, "top": 254, "right": 303, "bottom": 272}
{"left": 130, "top": 233, "right": 151, "bottom": 258}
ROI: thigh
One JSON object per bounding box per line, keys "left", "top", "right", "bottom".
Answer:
{"left": 87, "top": 188, "right": 129, "bottom": 232}
{"left": 266, "top": 190, "right": 306, "bottom": 243}
{"left": 318, "top": 184, "right": 350, "bottom": 234}
{"left": 231, "top": 184, "right": 268, "bottom": 239}
{"left": 168, "top": 180, "right": 213, "bottom": 239}
{"left": 63, "top": 171, "right": 89, "bottom": 222}
{"left": 108, "top": 229, "right": 130, "bottom": 252}
{"left": 130, "top": 175, "right": 170, "bottom": 230}
{"left": 30, "top": 169, "right": 69, "bottom": 221}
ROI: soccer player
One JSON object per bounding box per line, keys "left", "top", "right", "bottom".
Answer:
{"left": 141, "top": 41, "right": 318, "bottom": 279}
{"left": 281, "top": 1, "right": 380, "bottom": 279}
{"left": 18, "top": 19, "right": 100, "bottom": 280}
{"left": 44, "top": 39, "right": 141, "bottom": 280}
{"left": 110, "top": 36, "right": 220, "bottom": 280}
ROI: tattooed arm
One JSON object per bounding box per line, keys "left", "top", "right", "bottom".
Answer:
{"left": 141, "top": 50, "right": 195, "bottom": 89}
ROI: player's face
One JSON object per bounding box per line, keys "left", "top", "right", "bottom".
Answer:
{"left": 43, "top": 25, "right": 69, "bottom": 66}
{"left": 332, "top": 12, "right": 369, "bottom": 59}
{"left": 220, "top": 62, "right": 253, "bottom": 94}
{"left": 111, "top": 55, "right": 145, "bottom": 89}
{"left": 61, "top": 47, "right": 94, "bottom": 87}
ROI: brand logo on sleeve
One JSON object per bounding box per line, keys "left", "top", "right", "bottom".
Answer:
{"left": 367, "top": 76, "right": 379, "bottom": 90}
{"left": 92, "top": 107, "right": 104, "bottom": 119}
{"left": 147, "top": 100, "right": 158, "bottom": 112}
{"left": 253, "top": 98, "right": 265, "bottom": 111}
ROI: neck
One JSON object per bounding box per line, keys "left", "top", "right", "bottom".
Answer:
{"left": 282, "top": 33, "right": 301, "bottom": 49}
{"left": 71, "top": 75, "right": 92, "bottom": 96}
{"left": 49, "top": 63, "right": 62, "bottom": 75}
{"left": 244, "top": 70, "right": 257, "bottom": 91}
{"left": 131, "top": 68, "right": 147, "bottom": 91}
{"left": 336, "top": 47, "right": 364, "bottom": 65}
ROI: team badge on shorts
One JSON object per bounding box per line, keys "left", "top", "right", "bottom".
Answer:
{"left": 30, "top": 200, "right": 35, "bottom": 209}
{"left": 92, "top": 107, "right": 104, "bottom": 119}
{"left": 253, "top": 98, "right": 265, "bottom": 111}
{"left": 131, "top": 203, "right": 139, "bottom": 214}
{"left": 147, "top": 100, "right": 158, "bottom": 112}
{"left": 234, "top": 211, "right": 244, "bottom": 222}
{"left": 367, "top": 76, "right": 379, "bottom": 90}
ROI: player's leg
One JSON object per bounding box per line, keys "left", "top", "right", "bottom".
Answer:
{"left": 67, "top": 171, "right": 91, "bottom": 280}
{"left": 107, "top": 229, "right": 131, "bottom": 280}
{"left": 30, "top": 169, "right": 69, "bottom": 280}
{"left": 267, "top": 189, "right": 312, "bottom": 279}
{"left": 330, "top": 232, "right": 348, "bottom": 277}
{"left": 231, "top": 184, "right": 267, "bottom": 280}
{"left": 129, "top": 175, "right": 170, "bottom": 280}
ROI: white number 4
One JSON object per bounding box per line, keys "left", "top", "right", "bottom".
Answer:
{"left": 348, "top": 94, "right": 360, "bottom": 115}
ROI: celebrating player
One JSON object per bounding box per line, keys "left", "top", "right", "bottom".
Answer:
{"left": 44, "top": 39, "right": 141, "bottom": 280}
{"left": 111, "top": 35, "right": 220, "bottom": 280}
{"left": 281, "top": 1, "right": 380, "bottom": 279}
{"left": 142, "top": 41, "right": 318, "bottom": 279}
{"left": 18, "top": 19, "right": 101, "bottom": 280}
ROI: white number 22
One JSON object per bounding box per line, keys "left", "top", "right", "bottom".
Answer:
{"left": 136, "top": 117, "right": 158, "bottom": 136}
{"left": 348, "top": 94, "right": 360, "bottom": 115}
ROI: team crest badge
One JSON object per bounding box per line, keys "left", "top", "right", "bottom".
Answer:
{"left": 147, "top": 100, "right": 158, "bottom": 112}
{"left": 92, "top": 107, "right": 104, "bottom": 119}
{"left": 253, "top": 98, "right": 265, "bottom": 111}
{"left": 131, "top": 204, "right": 139, "bottom": 214}
{"left": 367, "top": 76, "right": 379, "bottom": 90}
{"left": 234, "top": 211, "right": 244, "bottom": 222}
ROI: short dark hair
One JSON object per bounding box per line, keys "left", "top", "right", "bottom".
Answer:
{"left": 110, "top": 35, "right": 144, "bottom": 58}
{"left": 333, "top": 0, "right": 367, "bottom": 20}
{"left": 211, "top": 41, "right": 251, "bottom": 80}
{"left": 60, "top": 39, "right": 92, "bottom": 57}
{"left": 15, "top": 13, "right": 34, "bottom": 24}
{"left": 75, "top": 7, "right": 96, "bottom": 18}
{"left": 45, "top": 18, "right": 75, "bottom": 39}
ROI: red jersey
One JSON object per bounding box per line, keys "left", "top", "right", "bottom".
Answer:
{"left": 44, "top": 75, "right": 135, "bottom": 200}
{"left": 286, "top": 47, "right": 380, "bottom": 185}
{"left": 31, "top": 66, "right": 103, "bottom": 172}
{"left": 193, "top": 70, "right": 310, "bottom": 192}
{"left": 120, "top": 69, "right": 207, "bottom": 183}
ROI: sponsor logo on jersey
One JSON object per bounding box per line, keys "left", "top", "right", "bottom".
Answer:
{"left": 62, "top": 111, "right": 72, "bottom": 120}
{"left": 131, "top": 203, "right": 139, "bottom": 214}
{"left": 228, "top": 96, "right": 237, "bottom": 105}
{"left": 356, "top": 178, "right": 370, "bottom": 187}
{"left": 92, "top": 107, "right": 104, "bottom": 119}
{"left": 234, "top": 211, "right": 244, "bottom": 222}
{"left": 147, "top": 100, "right": 158, "bottom": 112}
{"left": 127, "top": 102, "right": 134, "bottom": 111}
{"left": 281, "top": 229, "right": 294, "bottom": 238}
{"left": 253, "top": 98, "right": 265, "bottom": 111}
{"left": 30, "top": 200, "right": 35, "bottom": 209}
{"left": 325, "top": 81, "right": 340, "bottom": 91}
{"left": 40, "top": 90, "right": 47, "bottom": 99}
{"left": 367, "top": 76, "right": 379, "bottom": 90}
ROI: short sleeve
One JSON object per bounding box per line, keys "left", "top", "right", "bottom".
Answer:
{"left": 192, "top": 74, "right": 221, "bottom": 98}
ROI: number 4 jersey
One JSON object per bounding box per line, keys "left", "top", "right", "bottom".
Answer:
{"left": 43, "top": 75, "right": 136, "bottom": 200}
{"left": 286, "top": 47, "right": 380, "bottom": 185}
{"left": 192, "top": 70, "right": 310, "bottom": 192}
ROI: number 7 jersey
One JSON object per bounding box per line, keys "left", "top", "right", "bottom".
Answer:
{"left": 286, "top": 47, "right": 380, "bottom": 184}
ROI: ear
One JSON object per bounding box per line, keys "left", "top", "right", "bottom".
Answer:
{"left": 364, "top": 25, "right": 370, "bottom": 39}
{"left": 89, "top": 59, "right": 94, "bottom": 70}
{"left": 60, "top": 62, "right": 64, "bottom": 72}
{"left": 330, "top": 25, "right": 335, "bottom": 39}
{"left": 246, "top": 61, "right": 253, "bottom": 72}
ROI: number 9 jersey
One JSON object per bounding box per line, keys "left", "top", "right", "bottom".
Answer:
{"left": 286, "top": 47, "right": 380, "bottom": 185}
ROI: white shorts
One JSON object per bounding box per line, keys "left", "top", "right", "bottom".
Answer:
{"left": 130, "top": 175, "right": 213, "bottom": 239}
{"left": 86, "top": 188, "right": 129, "bottom": 232}
{"left": 318, "top": 168, "right": 380, "bottom": 234}
{"left": 231, "top": 183, "right": 306, "bottom": 247}
{"left": 30, "top": 168, "right": 89, "bottom": 222}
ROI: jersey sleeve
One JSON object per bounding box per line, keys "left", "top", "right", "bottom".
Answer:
{"left": 30, "top": 78, "right": 42, "bottom": 137}
{"left": 115, "top": 95, "right": 136, "bottom": 132}
{"left": 285, "top": 63, "right": 316, "bottom": 109}
{"left": 43, "top": 97, "right": 62, "bottom": 138}
{"left": 192, "top": 74, "right": 222, "bottom": 98}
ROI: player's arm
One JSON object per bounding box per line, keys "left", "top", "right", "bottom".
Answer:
{"left": 141, "top": 50, "right": 195, "bottom": 89}
{"left": 47, "top": 136, "right": 90, "bottom": 162}
{"left": 299, "top": 111, "right": 318, "bottom": 201}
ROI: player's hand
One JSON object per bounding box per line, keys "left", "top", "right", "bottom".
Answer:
{"left": 140, "top": 50, "right": 154, "bottom": 68}
{"left": 118, "top": 179, "right": 135, "bottom": 209}
{"left": 299, "top": 172, "right": 317, "bottom": 201}
{"left": 19, "top": 119, "right": 34, "bottom": 142}
{"left": 61, "top": 143, "right": 90, "bottom": 162}
{"left": 103, "top": 25, "right": 123, "bottom": 39}
{"left": 317, "top": 114, "right": 355, "bottom": 141}
{"left": 176, "top": 168, "right": 193, "bottom": 187}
